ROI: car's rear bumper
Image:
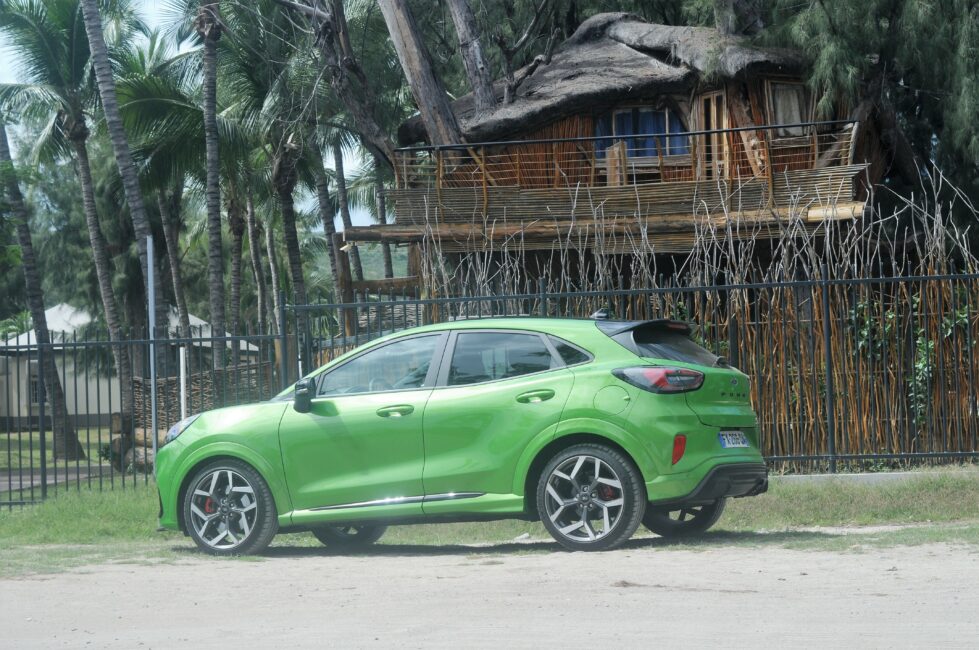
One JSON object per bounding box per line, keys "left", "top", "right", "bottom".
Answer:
{"left": 649, "top": 462, "right": 768, "bottom": 507}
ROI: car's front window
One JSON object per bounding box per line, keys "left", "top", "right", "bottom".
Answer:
{"left": 448, "top": 332, "right": 557, "bottom": 386}
{"left": 317, "top": 335, "right": 439, "bottom": 396}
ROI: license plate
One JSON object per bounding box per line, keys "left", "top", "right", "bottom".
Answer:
{"left": 718, "top": 431, "right": 750, "bottom": 448}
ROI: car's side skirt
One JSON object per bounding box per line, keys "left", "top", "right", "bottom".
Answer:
{"left": 309, "top": 492, "right": 485, "bottom": 511}
{"left": 288, "top": 492, "right": 526, "bottom": 526}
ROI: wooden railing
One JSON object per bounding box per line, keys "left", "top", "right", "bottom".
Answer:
{"left": 393, "top": 120, "right": 859, "bottom": 193}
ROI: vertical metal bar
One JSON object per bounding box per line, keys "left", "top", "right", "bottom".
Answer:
{"left": 179, "top": 346, "right": 187, "bottom": 420}
{"left": 821, "top": 265, "right": 837, "bottom": 473}
{"left": 278, "top": 290, "right": 288, "bottom": 389}
{"left": 148, "top": 236, "right": 158, "bottom": 476}
{"left": 37, "top": 340, "right": 47, "bottom": 500}
{"left": 539, "top": 277, "right": 547, "bottom": 317}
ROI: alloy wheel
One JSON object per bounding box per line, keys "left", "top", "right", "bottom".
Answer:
{"left": 188, "top": 469, "right": 259, "bottom": 551}
{"left": 542, "top": 455, "right": 625, "bottom": 543}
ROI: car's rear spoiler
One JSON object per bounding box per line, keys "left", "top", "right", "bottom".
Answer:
{"left": 594, "top": 319, "right": 698, "bottom": 338}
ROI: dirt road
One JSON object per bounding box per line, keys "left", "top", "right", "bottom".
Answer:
{"left": 2, "top": 538, "right": 976, "bottom": 648}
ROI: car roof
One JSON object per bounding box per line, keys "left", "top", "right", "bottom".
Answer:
{"left": 407, "top": 317, "right": 600, "bottom": 335}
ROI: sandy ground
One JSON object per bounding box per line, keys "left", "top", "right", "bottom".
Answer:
{"left": 2, "top": 538, "right": 977, "bottom": 649}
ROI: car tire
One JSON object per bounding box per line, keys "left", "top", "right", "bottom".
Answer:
{"left": 537, "top": 443, "right": 645, "bottom": 552}
{"left": 311, "top": 525, "right": 387, "bottom": 548}
{"left": 182, "top": 459, "right": 278, "bottom": 556}
{"left": 642, "top": 498, "right": 727, "bottom": 538}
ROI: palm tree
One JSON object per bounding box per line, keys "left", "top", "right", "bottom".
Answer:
{"left": 0, "top": 0, "right": 138, "bottom": 422}
{"left": 115, "top": 30, "right": 201, "bottom": 338}
{"left": 221, "top": 1, "right": 315, "bottom": 311}
{"left": 331, "top": 142, "right": 363, "bottom": 282}
{"left": 194, "top": 0, "right": 226, "bottom": 358}
{"left": 1, "top": 120, "right": 84, "bottom": 459}
{"left": 78, "top": 0, "right": 155, "bottom": 322}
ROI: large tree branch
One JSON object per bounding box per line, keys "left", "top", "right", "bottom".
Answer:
{"left": 274, "top": 0, "right": 396, "bottom": 165}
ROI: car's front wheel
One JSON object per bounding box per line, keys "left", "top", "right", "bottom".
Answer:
{"left": 311, "top": 525, "right": 387, "bottom": 548}
{"left": 642, "top": 498, "right": 727, "bottom": 538}
{"left": 537, "top": 444, "right": 645, "bottom": 551}
{"left": 182, "top": 459, "right": 278, "bottom": 556}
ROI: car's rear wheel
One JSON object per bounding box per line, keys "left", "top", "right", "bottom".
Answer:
{"left": 642, "top": 498, "right": 727, "bottom": 537}
{"left": 537, "top": 444, "right": 645, "bottom": 551}
{"left": 182, "top": 460, "right": 278, "bottom": 556}
{"left": 311, "top": 525, "right": 387, "bottom": 548}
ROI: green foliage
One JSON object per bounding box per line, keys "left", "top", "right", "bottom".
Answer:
{"left": 0, "top": 309, "right": 30, "bottom": 337}
{"left": 767, "top": 0, "right": 979, "bottom": 193}
{"left": 848, "top": 299, "right": 897, "bottom": 361}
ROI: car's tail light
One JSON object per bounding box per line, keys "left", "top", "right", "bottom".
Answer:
{"left": 672, "top": 434, "right": 687, "bottom": 465}
{"left": 612, "top": 366, "right": 705, "bottom": 393}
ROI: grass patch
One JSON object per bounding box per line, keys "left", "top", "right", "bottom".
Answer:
{"left": 2, "top": 468, "right": 979, "bottom": 577}
{"left": 1, "top": 429, "right": 114, "bottom": 471}
{"left": 0, "top": 483, "right": 170, "bottom": 547}
{"left": 722, "top": 467, "right": 979, "bottom": 530}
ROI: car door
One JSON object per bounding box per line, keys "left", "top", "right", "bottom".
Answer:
{"left": 278, "top": 332, "right": 447, "bottom": 517}
{"left": 420, "top": 330, "right": 575, "bottom": 512}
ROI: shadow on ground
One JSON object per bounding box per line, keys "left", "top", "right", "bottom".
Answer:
{"left": 167, "top": 529, "right": 843, "bottom": 559}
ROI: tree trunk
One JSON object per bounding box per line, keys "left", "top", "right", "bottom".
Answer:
{"left": 266, "top": 226, "right": 282, "bottom": 330}
{"left": 157, "top": 188, "right": 191, "bottom": 338}
{"left": 446, "top": 0, "right": 496, "bottom": 113}
{"left": 378, "top": 0, "right": 465, "bottom": 145}
{"left": 311, "top": 145, "right": 342, "bottom": 300}
{"left": 1, "top": 122, "right": 84, "bottom": 460}
{"left": 245, "top": 196, "right": 271, "bottom": 335}
{"left": 227, "top": 192, "right": 245, "bottom": 367}
{"left": 374, "top": 152, "right": 394, "bottom": 279}
{"left": 196, "top": 1, "right": 226, "bottom": 366}
{"left": 332, "top": 145, "right": 363, "bottom": 282}
{"left": 278, "top": 189, "right": 305, "bottom": 305}
{"left": 78, "top": 0, "right": 153, "bottom": 297}
{"left": 69, "top": 136, "right": 135, "bottom": 424}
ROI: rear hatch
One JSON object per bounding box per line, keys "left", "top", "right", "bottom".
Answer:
{"left": 597, "top": 319, "right": 756, "bottom": 428}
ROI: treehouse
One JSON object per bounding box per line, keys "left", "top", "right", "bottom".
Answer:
{"left": 342, "top": 12, "right": 876, "bottom": 294}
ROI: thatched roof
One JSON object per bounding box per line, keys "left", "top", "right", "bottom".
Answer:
{"left": 398, "top": 13, "right": 804, "bottom": 145}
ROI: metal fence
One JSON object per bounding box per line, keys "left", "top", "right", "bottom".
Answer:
{"left": 1, "top": 328, "right": 281, "bottom": 507}
{"left": 290, "top": 272, "right": 979, "bottom": 472}
{"left": 4, "top": 272, "right": 978, "bottom": 507}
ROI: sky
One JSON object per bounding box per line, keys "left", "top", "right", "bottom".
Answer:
{"left": 0, "top": 0, "right": 375, "bottom": 228}
{"left": 1, "top": 1, "right": 170, "bottom": 83}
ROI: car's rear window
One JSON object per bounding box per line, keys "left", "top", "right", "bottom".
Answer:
{"left": 598, "top": 321, "right": 720, "bottom": 366}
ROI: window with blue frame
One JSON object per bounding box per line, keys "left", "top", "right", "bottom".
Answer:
{"left": 594, "top": 107, "right": 689, "bottom": 159}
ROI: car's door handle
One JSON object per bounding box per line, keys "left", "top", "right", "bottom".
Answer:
{"left": 376, "top": 405, "right": 415, "bottom": 418}
{"left": 516, "top": 389, "right": 555, "bottom": 404}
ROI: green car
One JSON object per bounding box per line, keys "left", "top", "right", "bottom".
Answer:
{"left": 156, "top": 317, "right": 767, "bottom": 554}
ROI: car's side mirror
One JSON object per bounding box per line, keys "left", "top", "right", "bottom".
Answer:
{"left": 294, "top": 378, "right": 314, "bottom": 413}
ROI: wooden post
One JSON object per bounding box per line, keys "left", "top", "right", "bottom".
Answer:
{"left": 588, "top": 145, "right": 596, "bottom": 186}
{"left": 763, "top": 135, "right": 774, "bottom": 207}
{"left": 333, "top": 232, "right": 356, "bottom": 336}
{"left": 655, "top": 137, "right": 665, "bottom": 181}
{"left": 690, "top": 132, "right": 699, "bottom": 181}
{"left": 846, "top": 122, "right": 860, "bottom": 165}
{"left": 481, "top": 146, "right": 488, "bottom": 215}
{"left": 552, "top": 141, "right": 560, "bottom": 188}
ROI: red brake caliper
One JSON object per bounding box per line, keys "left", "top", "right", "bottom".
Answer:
{"left": 204, "top": 497, "right": 216, "bottom": 514}
{"left": 600, "top": 485, "right": 615, "bottom": 500}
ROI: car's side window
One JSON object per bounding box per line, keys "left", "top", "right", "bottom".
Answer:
{"left": 447, "top": 332, "right": 557, "bottom": 386}
{"left": 317, "top": 335, "right": 440, "bottom": 397}
{"left": 548, "top": 335, "right": 592, "bottom": 365}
